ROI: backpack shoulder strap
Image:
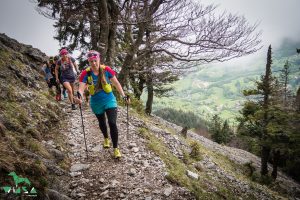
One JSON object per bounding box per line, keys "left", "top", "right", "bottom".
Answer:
{"left": 86, "top": 67, "right": 93, "bottom": 85}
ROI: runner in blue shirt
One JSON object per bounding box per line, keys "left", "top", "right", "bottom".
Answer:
{"left": 75, "top": 50, "right": 129, "bottom": 159}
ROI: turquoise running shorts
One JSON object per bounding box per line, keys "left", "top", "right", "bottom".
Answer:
{"left": 90, "top": 99, "right": 117, "bottom": 115}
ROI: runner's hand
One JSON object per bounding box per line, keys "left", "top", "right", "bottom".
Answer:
{"left": 74, "top": 97, "right": 82, "bottom": 105}
{"left": 123, "top": 95, "right": 130, "bottom": 105}
{"left": 75, "top": 91, "right": 83, "bottom": 105}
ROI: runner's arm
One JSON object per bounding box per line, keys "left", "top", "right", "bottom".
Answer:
{"left": 55, "top": 64, "right": 59, "bottom": 81}
{"left": 78, "top": 82, "right": 86, "bottom": 99}
{"left": 73, "top": 62, "right": 80, "bottom": 73}
{"left": 74, "top": 82, "right": 86, "bottom": 104}
{"left": 110, "top": 76, "right": 126, "bottom": 97}
{"left": 41, "top": 65, "right": 47, "bottom": 79}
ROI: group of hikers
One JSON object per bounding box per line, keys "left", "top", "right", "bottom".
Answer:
{"left": 42, "top": 48, "right": 129, "bottom": 159}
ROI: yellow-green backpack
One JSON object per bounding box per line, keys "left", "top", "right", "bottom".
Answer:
{"left": 86, "top": 66, "right": 112, "bottom": 95}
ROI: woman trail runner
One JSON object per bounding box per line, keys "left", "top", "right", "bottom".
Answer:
{"left": 55, "top": 48, "right": 80, "bottom": 110}
{"left": 75, "top": 50, "right": 129, "bottom": 159}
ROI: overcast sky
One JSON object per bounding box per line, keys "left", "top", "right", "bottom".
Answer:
{"left": 0, "top": 0, "right": 299, "bottom": 65}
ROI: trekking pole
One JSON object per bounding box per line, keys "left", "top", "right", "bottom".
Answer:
{"left": 77, "top": 91, "right": 89, "bottom": 159}
{"left": 126, "top": 95, "right": 129, "bottom": 140}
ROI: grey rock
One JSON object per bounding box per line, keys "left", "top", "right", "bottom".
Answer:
{"left": 143, "top": 160, "right": 150, "bottom": 168}
{"left": 101, "top": 185, "right": 110, "bottom": 190}
{"left": 77, "top": 193, "right": 86, "bottom": 197}
{"left": 80, "top": 178, "right": 90, "bottom": 184}
{"left": 163, "top": 186, "right": 173, "bottom": 197}
{"left": 46, "top": 140, "right": 56, "bottom": 148}
{"left": 100, "top": 178, "right": 105, "bottom": 183}
{"left": 145, "top": 196, "right": 152, "bottom": 200}
{"left": 49, "top": 148, "right": 65, "bottom": 161}
{"left": 186, "top": 170, "right": 199, "bottom": 180}
{"left": 70, "top": 163, "right": 90, "bottom": 172}
{"left": 47, "top": 189, "right": 72, "bottom": 200}
{"left": 132, "top": 147, "right": 139, "bottom": 153}
{"left": 128, "top": 143, "right": 137, "bottom": 149}
{"left": 128, "top": 168, "right": 137, "bottom": 176}
{"left": 70, "top": 172, "right": 82, "bottom": 177}
{"left": 100, "top": 190, "right": 109, "bottom": 196}
{"left": 120, "top": 193, "right": 125, "bottom": 198}
{"left": 91, "top": 144, "right": 102, "bottom": 152}
{"left": 70, "top": 190, "right": 77, "bottom": 198}
{"left": 206, "top": 163, "right": 215, "bottom": 169}
{"left": 144, "top": 188, "right": 150, "bottom": 193}
{"left": 68, "top": 140, "right": 76, "bottom": 146}
{"left": 111, "top": 179, "right": 120, "bottom": 187}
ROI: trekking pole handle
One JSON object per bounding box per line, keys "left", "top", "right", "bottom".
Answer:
{"left": 77, "top": 91, "right": 82, "bottom": 99}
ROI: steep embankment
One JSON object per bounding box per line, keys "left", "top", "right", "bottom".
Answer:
{"left": 0, "top": 33, "right": 71, "bottom": 199}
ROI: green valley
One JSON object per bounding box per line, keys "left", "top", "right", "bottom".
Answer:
{"left": 150, "top": 41, "right": 300, "bottom": 122}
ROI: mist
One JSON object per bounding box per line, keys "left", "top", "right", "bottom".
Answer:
{"left": 199, "top": 0, "right": 300, "bottom": 69}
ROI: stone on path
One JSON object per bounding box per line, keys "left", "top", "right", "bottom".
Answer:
{"left": 70, "top": 163, "right": 90, "bottom": 172}
{"left": 163, "top": 186, "right": 173, "bottom": 197}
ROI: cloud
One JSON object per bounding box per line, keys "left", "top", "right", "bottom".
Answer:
{"left": 199, "top": 0, "right": 300, "bottom": 67}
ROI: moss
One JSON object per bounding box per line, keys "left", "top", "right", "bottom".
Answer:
{"left": 189, "top": 141, "right": 203, "bottom": 161}
{"left": 58, "top": 159, "right": 70, "bottom": 171}
{"left": 118, "top": 94, "right": 145, "bottom": 114}
{"left": 39, "top": 177, "right": 49, "bottom": 188}
{"left": 25, "top": 127, "right": 42, "bottom": 141}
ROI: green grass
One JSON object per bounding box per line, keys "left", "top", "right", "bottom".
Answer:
{"left": 137, "top": 127, "right": 250, "bottom": 199}
{"left": 138, "top": 127, "right": 217, "bottom": 199}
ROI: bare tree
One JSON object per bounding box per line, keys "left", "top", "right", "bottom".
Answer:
{"left": 35, "top": 0, "right": 262, "bottom": 114}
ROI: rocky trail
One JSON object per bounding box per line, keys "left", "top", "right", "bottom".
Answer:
{"left": 60, "top": 102, "right": 194, "bottom": 200}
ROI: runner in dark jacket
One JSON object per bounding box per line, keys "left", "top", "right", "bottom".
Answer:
{"left": 42, "top": 57, "right": 61, "bottom": 100}
{"left": 55, "top": 49, "right": 79, "bottom": 110}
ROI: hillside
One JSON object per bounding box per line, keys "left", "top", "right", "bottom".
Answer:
{"left": 0, "top": 33, "right": 71, "bottom": 199}
{"left": 0, "top": 34, "right": 299, "bottom": 199}
{"left": 152, "top": 40, "right": 300, "bottom": 121}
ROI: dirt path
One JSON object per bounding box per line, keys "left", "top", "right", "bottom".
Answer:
{"left": 62, "top": 104, "right": 194, "bottom": 200}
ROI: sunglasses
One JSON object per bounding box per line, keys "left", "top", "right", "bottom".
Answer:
{"left": 87, "top": 53, "right": 99, "bottom": 58}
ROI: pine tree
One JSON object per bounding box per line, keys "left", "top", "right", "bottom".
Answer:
{"left": 238, "top": 45, "right": 276, "bottom": 177}
{"left": 279, "top": 60, "right": 291, "bottom": 104}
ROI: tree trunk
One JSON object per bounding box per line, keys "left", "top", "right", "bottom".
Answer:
{"left": 145, "top": 78, "right": 154, "bottom": 115}
{"left": 118, "top": 23, "right": 146, "bottom": 87}
{"left": 137, "top": 74, "right": 146, "bottom": 100}
{"left": 261, "top": 145, "right": 271, "bottom": 176}
{"left": 98, "top": 0, "right": 109, "bottom": 63}
{"left": 90, "top": 21, "right": 99, "bottom": 51}
{"left": 271, "top": 150, "right": 280, "bottom": 180}
{"left": 106, "top": 0, "right": 119, "bottom": 66}
{"left": 296, "top": 87, "right": 300, "bottom": 112}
